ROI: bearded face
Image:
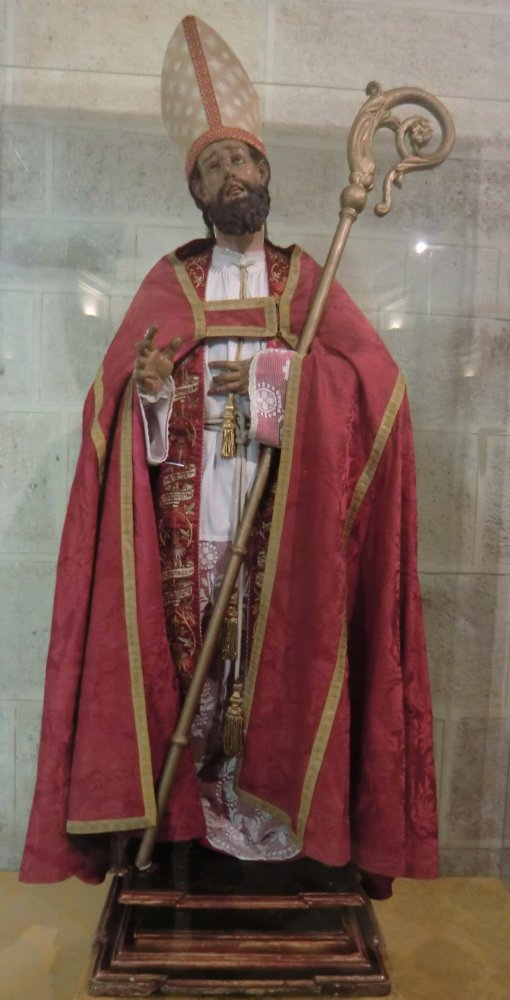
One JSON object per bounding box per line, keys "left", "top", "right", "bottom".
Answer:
{"left": 206, "top": 180, "right": 271, "bottom": 235}
{"left": 190, "top": 140, "right": 271, "bottom": 237}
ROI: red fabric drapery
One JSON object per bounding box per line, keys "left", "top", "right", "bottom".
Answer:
{"left": 20, "top": 242, "right": 437, "bottom": 884}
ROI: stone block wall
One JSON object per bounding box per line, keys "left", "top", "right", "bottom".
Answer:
{"left": 1, "top": 0, "right": 509, "bottom": 883}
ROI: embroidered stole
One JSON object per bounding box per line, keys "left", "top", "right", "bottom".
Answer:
{"left": 155, "top": 244, "right": 290, "bottom": 687}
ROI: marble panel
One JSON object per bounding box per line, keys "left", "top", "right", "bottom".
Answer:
{"left": 354, "top": 0, "right": 510, "bottom": 11}
{"left": 381, "top": 315, "right": 510, "bottom": 433}
{"left": 0, "top": 704, "right": 15, "bottom": 840}
{"left": 0, "top": 412, "right": 67, "bottom": 553}
{"left": 505, "top": 768, "right": 510, "bottom": 846}
{"left": 0, "top": 2, "right": 7, "bottom": 66}
{"left": 0, "top": 561, "right": 56, "bottom": 699}
{"left": 268, "top": 88, "right": 510, "bottom": 163}
{"left": 10, "top": 0, "right": 267, "bottom": 80}
{"left": 358, "top": 0, "right": 508, "bottom": 14}
{"left": 266, "top": 89, "right": 359, "bottom": 143}
{"left": 405, "top": 244, "right": 500, "bottom": 318}
{"left": 271, "top": 232, "right": 408, "bottom": 314}
{"left": 331, "top": 235, "right": 409, "bottom": 314}
{"left": 0, "top": 841, "right": 24, "bottom": 871}
{"left": 0, "top": 120, "right": 46, "bottom": 212}
{"left": 52, "top": 126, "right": 194, "bottom": 222}
{"left": 135, "top": 224, "right": 202, "bottom": 282}
{"left": 11, "top": 68, "right": 161, "bottom": 116}
{"left": 39, "top": 292, "right": 114, "bottom": 406}
{"left": 414, "top": 430, "right": 477, "bottom": 571}
{"left": 67, "top": 412, "right": 83, "bottom": 496}
{"left": 502, "top": 849, "right": 510, "bottom": 889}
{"left": 433, "top": 717, "right": 445, "bottom": 801}
{"left": 443, "top": 717, "right": 510, "bottom": 844}
{"left": 0, "top": 291, "right": 36, "bottom": 404}
{"left": 273, "top": 3, "right": 510, "bottom": 102}
{"left": 439, "top": 848, "right": 501, "bottom": 877}
{"left": 420, "top": 574, "right": 510, "bottom": 716}
{"left": 14, "top": 700, "right": 43, "bottom": 840}
{"left": 477, "top": 435, "right": 510, "bottom": 572}
{"left": 364, "top": 156, "right": 508, "bottom": 252}
{"left": 268, "top": 139, "right": 510, "bottom": 249}
{"left": 0, "top": 67, "right": 7, "bottom": 109}
{"left": 440, "top": 96, "right": 510, "bottom": 164}
{"left": 109, "top": 294, "right": 137, "bottom": 333}
{"left": 500, "top": 247, "right": 510, "bottom": 306}
{"left": 0, "top": 218, "right": 136, "bottom": 289}
{"left": 267, "top": 143, "right": 346, "bottom": 234}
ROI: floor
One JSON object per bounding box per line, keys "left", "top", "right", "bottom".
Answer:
{"left": 0, "top": 873, "right": 509, "bottom": 999}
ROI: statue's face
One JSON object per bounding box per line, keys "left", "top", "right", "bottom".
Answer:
{"left": 191, "top": 140, "right": 269, "bottom": 208}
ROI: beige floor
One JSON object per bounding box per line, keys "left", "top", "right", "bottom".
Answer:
{"left": 0, "top": 873, "right": 509, "bottom": 1000}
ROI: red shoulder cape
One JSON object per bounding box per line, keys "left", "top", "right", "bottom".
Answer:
{"left": 20, "top": 241, "right": 437, "bottom": 883}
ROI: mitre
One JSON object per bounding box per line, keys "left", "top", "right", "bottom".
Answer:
{"left": 161, "top": 15, "right": 266, "bottom": 178}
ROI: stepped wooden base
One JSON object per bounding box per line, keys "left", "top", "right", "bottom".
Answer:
{"left": 88, "top": 842, "right": 391, "bottom": 997}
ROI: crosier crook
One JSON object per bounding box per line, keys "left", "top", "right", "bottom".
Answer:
{"left": 135, "top": 81, "right": 455, "bottom": 871}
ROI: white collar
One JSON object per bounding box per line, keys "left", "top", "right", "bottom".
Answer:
{"left": 211, "top": 245, "right": 266, "bottom": 269}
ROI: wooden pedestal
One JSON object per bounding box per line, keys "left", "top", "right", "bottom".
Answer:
{"left": 88, "top": 842, "right": 391, "bottom": 997}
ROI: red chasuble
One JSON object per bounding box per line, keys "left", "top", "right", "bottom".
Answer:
{"left": 20, "top": 240, "right": 438, "bottom": 885}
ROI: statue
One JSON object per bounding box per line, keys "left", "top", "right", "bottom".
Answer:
{"left": 20, "top": 16, "right": 448, "bottom": 909}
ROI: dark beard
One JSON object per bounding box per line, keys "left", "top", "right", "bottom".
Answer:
{"left": 207, "top": 181, "right": 271, "bottom": 235}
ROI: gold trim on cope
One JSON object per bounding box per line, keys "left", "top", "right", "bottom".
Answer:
{"left": 90, "top": 364, "right": 107, "bottom": 482}
{"left": 242, "top": 354, "right": 304, "bottom": 724}
{"left": 278, "top": 246, "right": 302, "bottom": 348}
{"left": 68, "top": 382, "right": 158, "bottom": 834}
{"left": 294, "top": 370, "right": 406, "bottom": 837}
{"left": 240, "top": 369, "right": 407, "bottom": 846}
{"left": 344, "top": 371, "right": 406, "bottom": 539}
{"left": 119, "top": 380, "right": 157, "bottom": 827}
{"left": 204, "top": 296, "right": 278, "bottom": 339}
{"left": 66, "top": 815, "right": 152, "bottom": 835}
{"left": 168, "top": 251, "right": 297, "bottom": 345}
{"left": 169, "top": 251, "right": 207, "bottom": 338}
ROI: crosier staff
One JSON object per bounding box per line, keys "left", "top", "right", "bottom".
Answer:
{"left": 135, "top": 81, "right": 455, "bottom": 872}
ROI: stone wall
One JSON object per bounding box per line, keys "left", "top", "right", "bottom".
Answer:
{"left": 1, "top": 0, "right": 509, "bottom": 883}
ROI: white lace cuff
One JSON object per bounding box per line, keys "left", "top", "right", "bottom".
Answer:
{"left": 137, "top": 375, "right": 174, "bottom": 465}
{"left": 248, "top": 349, "right": 293, "bottom": 447}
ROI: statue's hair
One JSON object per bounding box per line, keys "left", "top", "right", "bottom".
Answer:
{"left": 188, "top": 145, "right": 271, "bottom": 237}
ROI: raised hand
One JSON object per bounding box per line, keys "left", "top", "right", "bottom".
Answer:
{"left": 134, "top": 325, "right": 182, "bottom": 395}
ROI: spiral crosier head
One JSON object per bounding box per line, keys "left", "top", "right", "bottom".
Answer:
{"left": 340, "top": 81, "right": 455, "bottom": 221}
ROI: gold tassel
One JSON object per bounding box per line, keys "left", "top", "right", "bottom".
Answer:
{"left": 220, "top": 591, "right": 238, "bottom": 659}
{"left": 221, "top": 393, "right": 236, "bottom": 458}
{"left": 223, "top": 681, "right": 244, "bottom": 758}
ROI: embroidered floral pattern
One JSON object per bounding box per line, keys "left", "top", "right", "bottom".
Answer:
{"left": 256, "top": 384, "right": 282, "bottom": 417}
{"left": 184, "top": 248, "right": 212, "bottom": 297}
{"left": 250, "top": 349, "right": 294, "bottom": 446}
{"left": 156, "top": 353, "right": 204, "bottom": 687}
{"left": 266, "top": 243, "right": 291, "bottom": 298}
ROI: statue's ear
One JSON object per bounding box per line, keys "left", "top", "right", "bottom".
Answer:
{"left": 190, "top": 174, "right": 206, "bottom": 204}
{"left": 257, "top": 159, "right": 269, "bottom": 187}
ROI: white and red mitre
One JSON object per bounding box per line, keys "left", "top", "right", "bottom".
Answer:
{"left": 161, "top": 15, "right": 266, "bottom": 178}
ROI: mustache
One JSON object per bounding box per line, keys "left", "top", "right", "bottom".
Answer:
{"left": 221, "top": 178, "right": 248, "bottom": 196}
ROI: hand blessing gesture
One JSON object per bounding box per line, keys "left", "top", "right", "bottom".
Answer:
{"left": 134, "top": 325, "right": 182, "bottom": 395}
